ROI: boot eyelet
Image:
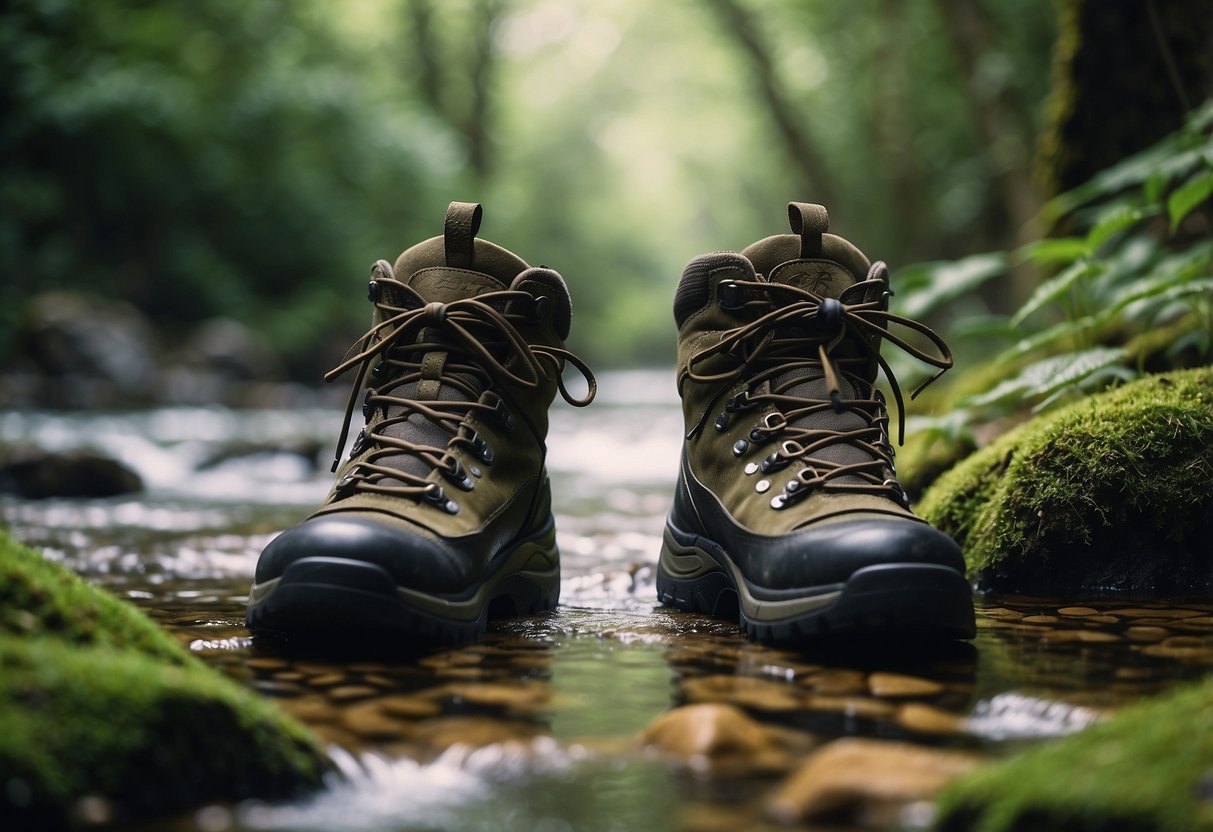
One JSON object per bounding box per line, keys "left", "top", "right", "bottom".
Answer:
{"left": 760, "top": 451, "right": 792, "bottom": 474}
{"left": 350, "top": 429, "right": 369, "bottom": 457}
{"left": 732, "top": 439, "right": 748, "bottom": 456}
{"left": 469, "top": 464, "right": 482, "bottom": 478}
{"left": 743, "top": 462, "right": 759, "bottom": 475}
{"left": 471, "top": 434, "right": 494, "bottom": 464}
{"left": 725, "top": 391, "right": 751, "bottom": 412}
{"left": 755, "top": 479, "right": 770, "bottom": 493}
{"left": 715, "top": 412, "right": 730, "bottom": 431}
{"left": 718, "top": 282, "right": 744, "bottom": 311}
{"left": 367, "top": 280, "right": 380, "bottom": 302}
{"left": 444, "top": 500, "right": 461, "bottom": 515}
{"left": 442, "top": 460, "right": 476, "bottom": 492}
{"left": 528, "top": 295, "right": 551, "bottom": 322}
{"left": 362, "top": 389, "right": 374, "bottom": 419}
{"left": 770, "top": 494, "right": 788, "bottom": 510}
{"left": 493, "top": 399, "right": 516, "bottom": 431}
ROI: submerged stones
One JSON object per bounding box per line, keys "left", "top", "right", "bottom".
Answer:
{"left": 919, "top": 368, "right": 1213, "bottom": 595}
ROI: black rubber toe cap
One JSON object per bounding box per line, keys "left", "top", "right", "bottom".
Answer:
{"left": 738, "top": 517, "right": 966, "bottom": 597}
{"left": 255, "top": 516, "right": 469, "bottom": 594}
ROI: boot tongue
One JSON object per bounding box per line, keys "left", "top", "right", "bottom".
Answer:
{"left": 742, "top": 205, "right": 877, "bottom": 482}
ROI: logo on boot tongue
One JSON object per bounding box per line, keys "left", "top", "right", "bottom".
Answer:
{"left": 777, "top": 267, "right": 852, "bottom": 298}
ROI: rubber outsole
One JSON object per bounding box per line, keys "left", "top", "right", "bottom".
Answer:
{"left": 657, "top": 523, "right": 976, "bottom": 644}
{"left": 246, "top": 541, "right": 559, "bottom": 648}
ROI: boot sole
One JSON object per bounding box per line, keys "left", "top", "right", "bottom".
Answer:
{"left": 657, "top": 522, "right": 975, "bottom": 644}
{"left": 246, "top": 530, "right": 560, "bottom": 647}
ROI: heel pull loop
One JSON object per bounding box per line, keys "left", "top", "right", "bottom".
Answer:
{"left": 444, "top": 201, "right": 483, "bottom": 269}
{"left": 788, "top": 202, "right": 828, "bottom": 259}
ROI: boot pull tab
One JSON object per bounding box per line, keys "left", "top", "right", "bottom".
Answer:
{"left": 444, "top": 201, "right": 483, "bottom": 269}
{"left": 788, "top": 202, "right": 828, "bottom": 259}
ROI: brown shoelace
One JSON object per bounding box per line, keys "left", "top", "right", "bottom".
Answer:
{"left": 325, "top": 274, "right": 595, "bottom": 507}
{"left": 682, "top": 269, "right": 951, "bottom": 501}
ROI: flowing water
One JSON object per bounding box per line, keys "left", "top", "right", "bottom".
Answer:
{"left": 3, "top": 370, "right": 1212, "bottom": 831}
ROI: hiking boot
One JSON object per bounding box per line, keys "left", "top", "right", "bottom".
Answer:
{"left": 247, "top": 202, "right": 595, "bottom": 645}
{"left": 658, "top": 202, "right": 975, "bottom": 644}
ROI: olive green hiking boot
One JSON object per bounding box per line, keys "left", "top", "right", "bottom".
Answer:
{"left": 248, "top": 202, "right": 595, "bottom": 646}
{"left": 658, "top": 202, "right": 975, "bottom": 644}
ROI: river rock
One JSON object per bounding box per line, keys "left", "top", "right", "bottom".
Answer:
{"left": 0, "top": 444, "right": 142, "bottom": 499}
{"left": 0, "top": 530, "right": 326, "bottom": 826}
{"left": 918, "top": 369, "right": 1213, "bottom": 595}
{"left": 641, "top": 703, "right": 779, "bottom": 759}
{"left": 15, "top": 291, "right": 159, "bottom": 406}
{"left": 766, "top": 737, "right": 979, "bottom": 822}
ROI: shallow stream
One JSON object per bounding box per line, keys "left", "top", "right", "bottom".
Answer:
{"left": 3, "top": 370, "right": 1211, "bottom": 831}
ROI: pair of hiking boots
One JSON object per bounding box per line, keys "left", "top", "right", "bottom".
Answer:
{"left": 247, "top": 201, "right": 976, "bottom": 647}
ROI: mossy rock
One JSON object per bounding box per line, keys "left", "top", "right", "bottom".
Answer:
{"left": 919, "top": 368, "right": 1213, "bottom": 595}
{"left": 0, "top": 532, "right": 327, "bottom": 827}
{"left": 934, "top": 675, "right": 1213, "bottom": 832}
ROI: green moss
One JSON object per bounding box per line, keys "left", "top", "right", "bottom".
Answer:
{"left": 934, "top": 676, "right": 1213, "bottom": 832}
{"left": 0, "top": 531, "right": 327, "bottom": 825}
{"left": 0, "top": 535, "right": 187, "bottom": 661}
{"left": 919, "top": 368, "right": 1213, "bottom": 593}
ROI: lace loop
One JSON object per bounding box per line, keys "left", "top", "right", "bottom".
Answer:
{"left": 325, "top": 276, "right": 596, "bottom": 492}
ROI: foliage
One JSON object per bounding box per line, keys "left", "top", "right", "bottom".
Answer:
{"left": 896, "top": 101, "right": 1213, "bottom": 444}
{"left": 2, "top": 0, "right": 1060, "bottom": 377}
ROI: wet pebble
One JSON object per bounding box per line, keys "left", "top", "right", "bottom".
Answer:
{"left": 379, "top": 694, "right": 444, "bottom": 719}
{"left": 1021, "top": 614, "right": 1059, "bottom": 624}
{"left": 1125, "top": 626, "right": 1171, "bottom": 642}
{"left": 1057, "top": 606, "right": 1099, "bottom": 617}
{"left": 641, "top": 703, "right": 781, "bottom": 760}
{"left": 1110, "top": 607, "right": 1204, "bottom": 619}
{"left": 441, "top": 682, "right": 550, "bottom": 711}
{"left": 1040, "top": 629, "right": 1120, "bottom": 644}
{"left": 805, "top": 695, "right": 895, "bottom": 720}
{"left": 802, "top": 669, "right": 868, "bottom": 696}
{"left": 895, "top": 703, "right": 963, "bottom": 735}
{"left": 327, "top": 685, "right": 378, "bottom": 702}
{"left": 246, "top": 657, "right": 289, "bottom": 670}
{"left": 868, "top": 672, "right": 944, "bottom": 698}
{"left": 410, "top": 716, "right": 542, "bottom": 751}
{"left": 280, "top": 696, "right": 339, "bottom": 724}
{"left": 341, "top": 701, "right": 407, "bottom": 741}
{"left": 682, "top": 675, "right": 804, "bottom": 712}
{"left": 766, "top": 738, "right": 979, "bottom": 822}
{"left": 308, "top": 673, "right": 347, "bottom": 687}
{"left": 1139, "top": 638, "right": 1213, "bottom": 662}
{"left": 979, "top": 607, "right": 1025, "bottom": 621}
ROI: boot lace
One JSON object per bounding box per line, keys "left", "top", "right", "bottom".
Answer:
{"left": 682, "top": 267, "right": 951, "bottom": 505}
{"left": 325, "top": 273, "right": 595, "bottom": 510}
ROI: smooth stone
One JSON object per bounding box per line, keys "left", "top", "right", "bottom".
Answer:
{"left": 378, "top": 695, "right": 443, "bottom": 719}
{"left": 441, "top": 682, "right": 550, "bottom": 710}
{"left": 272, "top": 671, "right": 305, "bottom": 682}
{"left": 868, "top": 672, "right": 944, "bottom": 698}
{"left": 682, "top": 675, "right": 804, "bottom": 712}
{"left": 805, "top": 696, "right": 896, "bottom": 720}
{"left": 766, "top": 738, "right": 979, "bottom": 822}
{"left": 419, "top": 650, "right": 484, "bottom": 669}
{"left": 1085, "top": 614, "right": 1120, "bottom": 624}
{"left": 246, "top": 657, "right": 289, "bottom": 670}
{"left": 896, "top": 703, "right": 964, "bottom": 735}
{"left": 1040, "top": 629, "right": 1121, "bottom": 643}
{"left": 410, "top": 717, "right": 542, "bottom": 750}
{"left": 1057, "top": 606, "right": 1099, "bottom": 616}
{"left": 1021, "top": 614, "right": 1060, "bottom": 624}
{"left": 1125, "top": 626, "right": 1171, "bottom": 642}
{"left": 327, "top": 685, "right": 377, "bottom": 702}
{"left": 641, "top": 703, "right": 778, "bottom": 759}
{"left": 308, "top": 673, "right": 347, "bottom": 687}
{"left": 803, "top": 669, "right": 868, "bottom": 696}
{"left": 280, "top": 697, "right": 339, "bottom": 724}
{"left": 341, "top": 701, "right": 406, "bottom": 740}
{"left": 979, "top": 607, "right": 1026, "bottom": 621}
{"left": 1109, "top": 608, "right": 1204, "bottom": 619}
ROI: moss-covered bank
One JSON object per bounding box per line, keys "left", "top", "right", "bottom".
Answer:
{"left": 934, "top": 675, "right": 1213, "bottom": 832}
{"left": 0, "top": 531, "right": 327, "bottom": 828}
{"left": 918, "top": 368, "right": 1213, "bottom": 595}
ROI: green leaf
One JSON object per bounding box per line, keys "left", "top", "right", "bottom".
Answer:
{"left": 1167, "top": 169, "right": 1213, "bottom": 232}
{"left": 961, "top": 347, "right": 1125, "bottom": 408}
{"left": 1086, "top": 205, "right": 1146, "bottom": 250}
{"left": 996, "top": 315, "right": 1101, "bottom": 362}
{"left": 1143, "top": 170, "right": 1168, "bottom": 205}
{"left": 894, "top": 252, "right": 1008, "bottom": 319}
{"left": 1015, "top": 237, "right": 1089, "bottom": 266}
{"left": 1010, "top": 259, "right": 1101, "bottom": 328}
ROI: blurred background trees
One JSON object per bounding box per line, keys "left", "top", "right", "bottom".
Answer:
{"left": 2, "top": 0, "right": 1209, "bottom": 387}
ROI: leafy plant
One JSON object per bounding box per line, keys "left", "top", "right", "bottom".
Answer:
{"left": 897, "top": 100, "right": 1213, "bottom": 435}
